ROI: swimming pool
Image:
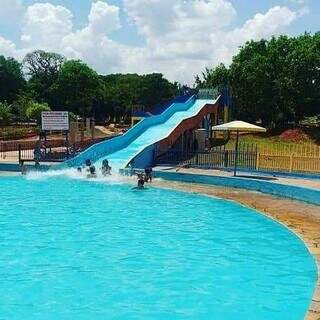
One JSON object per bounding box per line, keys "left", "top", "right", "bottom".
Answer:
{"left": 0, "top": 175, "right": 316, "bottom": 319}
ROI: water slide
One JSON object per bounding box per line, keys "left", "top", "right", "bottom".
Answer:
{"left": 59, "top": 95, "right": 218, "bottom": 170}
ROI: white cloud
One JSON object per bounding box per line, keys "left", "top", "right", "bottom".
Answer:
{"left": 21, "top": 3, "right": 73, "bottom": 51}
{"left": 61, "top": 1, "right": 122, "bottom": 73}
{"left": 0, "top": 36, "right": 17, "bottom": 57}
{"left": 123, "top": 1, "right": 300, "bottom": 82}
{"left": 229, "top": 6, "right": 297, "bottom": 44}
{"left": 88, "top": 0, "right": 120, "bottom": 34}
{"left": 0, "top": 0, "right": 306, "bottom": 83}
{"left": 0, "top": 0, "right": 24, "bottom": 25}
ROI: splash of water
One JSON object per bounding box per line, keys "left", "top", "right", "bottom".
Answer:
{"left": 26, "top": 161, "right": 137, "bottom": 186}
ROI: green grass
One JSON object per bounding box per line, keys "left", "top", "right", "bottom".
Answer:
{"left": 226, "top": 130, "right": 320, "bottom": 155}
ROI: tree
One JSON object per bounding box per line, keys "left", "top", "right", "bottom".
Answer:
{"left": 0, "top": 102, "right": 13, "bottom": 126}
{"left": 23, "top": 50, "right": 64, "bottom": 79}
{"left": 52, "top": 60, "right": 102, "bottom": 117}
{"left": 0, "top": 56, "right": 25, "bottom": 103}
{"left": 229, "top": 39, "right": 276, "bottom": 125}
{"left": 11, "top": 92, "right": 36, "bottom": 122}
{"left": 23, "top": 50, "right": 64, "bottom": 105}
{"left": 139, "top": 73, "right": 178, "bottom": 108}
{"left": 196, "top": 33, "right": 320, "bottom": 127}
{"left": 97, "top": 73, "right": 178, "bottom": 123}
{"left": 195, "top": 64, "right": 229, "bottom": 91}
{"left": 286, "top": 33, "right": 320, "bottom": 121}
{"left": 25, "top": 102, "right": 51, "bottom": 123}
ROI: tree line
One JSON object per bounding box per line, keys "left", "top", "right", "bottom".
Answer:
{"left": 0, "top": 33, "right": 319, "bottom": 128}
{"left": 0, "top": 50, "right": 178, "bottom": 125}
{"left": 196, "top": 33, "right": 320, "bottom": 127}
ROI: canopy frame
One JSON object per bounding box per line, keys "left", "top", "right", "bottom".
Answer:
{"left": 212, "top": 121, "right": 266, "bottom": 176}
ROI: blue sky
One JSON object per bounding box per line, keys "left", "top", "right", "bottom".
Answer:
{"left": 0, "top": 0, "right": 319, "bottom": 83}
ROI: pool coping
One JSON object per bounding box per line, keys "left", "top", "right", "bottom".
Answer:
{"left": 152, "top": 177, "right": 320, "bottom": 320}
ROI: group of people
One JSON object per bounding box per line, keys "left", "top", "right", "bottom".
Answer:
{"left": 77, "top": 159, "right": 112, "bottom": 178}
{"left": 77, "top": 158, "right": 153, "bottom": 190}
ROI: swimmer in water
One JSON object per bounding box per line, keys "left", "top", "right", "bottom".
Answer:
{"left": 87, "top": 165, "right": 97, "bottom": 178}
{"left": 85, "top": 159, "right": 93, "bottom": 174}
{"left": 85, "top": 159, "right": 91, "bottom": 169}
{"left": 137, "top": 174, "right": 145, "bottom": 189}
{"left": 101, "top": 159, "right": 112, "bottom": 176}
{"left": 144, "top": 167, "right": 152, "bottom": 183}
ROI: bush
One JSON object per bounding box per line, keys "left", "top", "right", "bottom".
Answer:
{"left": 279, "top": 129, "right": 308, "bottom": 142}
{"left": 0, "top": 102, "right": 13, "bottom": 126}
{"left": 0, "top": 126, "right": 39, "bottom": 141}
{"left": 26, "top": 102, "right": 51, "bottom": 123}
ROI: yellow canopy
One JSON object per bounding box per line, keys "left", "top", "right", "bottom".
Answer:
{"left": 212, "top": 120, "right": 266, "bottom": 133}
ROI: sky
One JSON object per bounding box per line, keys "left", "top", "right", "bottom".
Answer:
{"left": 0, "top": 0, "right": 319, "bottom": 84}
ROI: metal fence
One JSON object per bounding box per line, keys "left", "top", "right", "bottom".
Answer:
{"left": 155, "top": 143, "right": 320, "bottom": 174}
{"left": 156, "top": 144, "right": 257, "bottom": 171}
{"left": 0, "top": 137, "right": 109, "bottom": 163}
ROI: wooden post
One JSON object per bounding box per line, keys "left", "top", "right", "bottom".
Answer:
{"left": 256, "top": 152, "right": 260, "bottom": 171}
{"left": 289, "top": 154, "right": 293, "bottom": 172}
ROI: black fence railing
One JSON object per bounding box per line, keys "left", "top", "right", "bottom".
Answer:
{"left": 155, "top": 144, "right": 257, "bottom": 170}
{"left": 0, "top": 137, "right": 111, "bottom": 163}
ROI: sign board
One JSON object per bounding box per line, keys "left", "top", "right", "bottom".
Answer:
{"left": 41, "top": 111, "right": 69, "bottom": 131}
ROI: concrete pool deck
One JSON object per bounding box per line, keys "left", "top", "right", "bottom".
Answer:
{"left": 153, "top": 168, "right": 320, "bottom": 319}
{"left": 155, "top": 166, "right": 320, "bottom": 189}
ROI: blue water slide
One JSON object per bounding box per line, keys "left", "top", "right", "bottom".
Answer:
{"left": 58, "top": 95, "right": 218, "bottom": 170}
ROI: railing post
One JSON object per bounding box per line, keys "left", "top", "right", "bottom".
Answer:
{"left": 18, "top": 144, "right": 21, "bottom": 164}
{"left": 289, "top": 154, "right": 293, "bottom": 172}
{"left": 224, "top": 150, "right": 228, "bottom": 168}
{"left": 256, "top": 153, "right": 260, "bottom": 171}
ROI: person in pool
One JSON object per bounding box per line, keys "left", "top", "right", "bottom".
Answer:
{"left": 87, "top": 165, "right": 97, "bottom": 178}
{"left": 144, "top": 167, "right": 152, "bottom": 183}
{"left": 85, "top": 159, "right": 92, "bottom": 167}
{"left": 101, "top": 159, "right": 112, "bottom": 176}
{"left": 137, "top": 174, "right": 145, "bottom": 189}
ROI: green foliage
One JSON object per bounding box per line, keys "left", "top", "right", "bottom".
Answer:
{"left": 0, "top": 127, "right": 39, "bottom": 140}
{"left": 99, "top": 73, "right": 178, "bottom": 122}
{"left": 0, "top": 50, "right": 178, "bottom": 125}
{"left": 2, "top": 33, "right": 318, "bottom": 130}
{"left": 23, "top": 50, "right": 64, "bottom": 79}
{"left": 195, "top": 64, "right": 229, "bottom": 91}
{"left": 0, "top": 56, "right": 25, "bottom": 103}
{"left": 11, "top": 92, "right": 37, "bottom": 122}
{"left": 0, "top": 101, "right": 13, "bottom": 126}
{"left": 197, "top": 33, "right": 320, "bottom": 127}
{"left": 52, "top": 60, "right": 102, "bottom": 117}
{"left": 25, "top": 102, "right": 51, "bottom": 123}
{"left": 23, "top": 50, "right": 65, "bottom": 105}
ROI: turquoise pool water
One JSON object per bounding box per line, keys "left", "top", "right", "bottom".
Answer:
{"left": 0, "top": 175, "right": 316, "bottom": 319}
